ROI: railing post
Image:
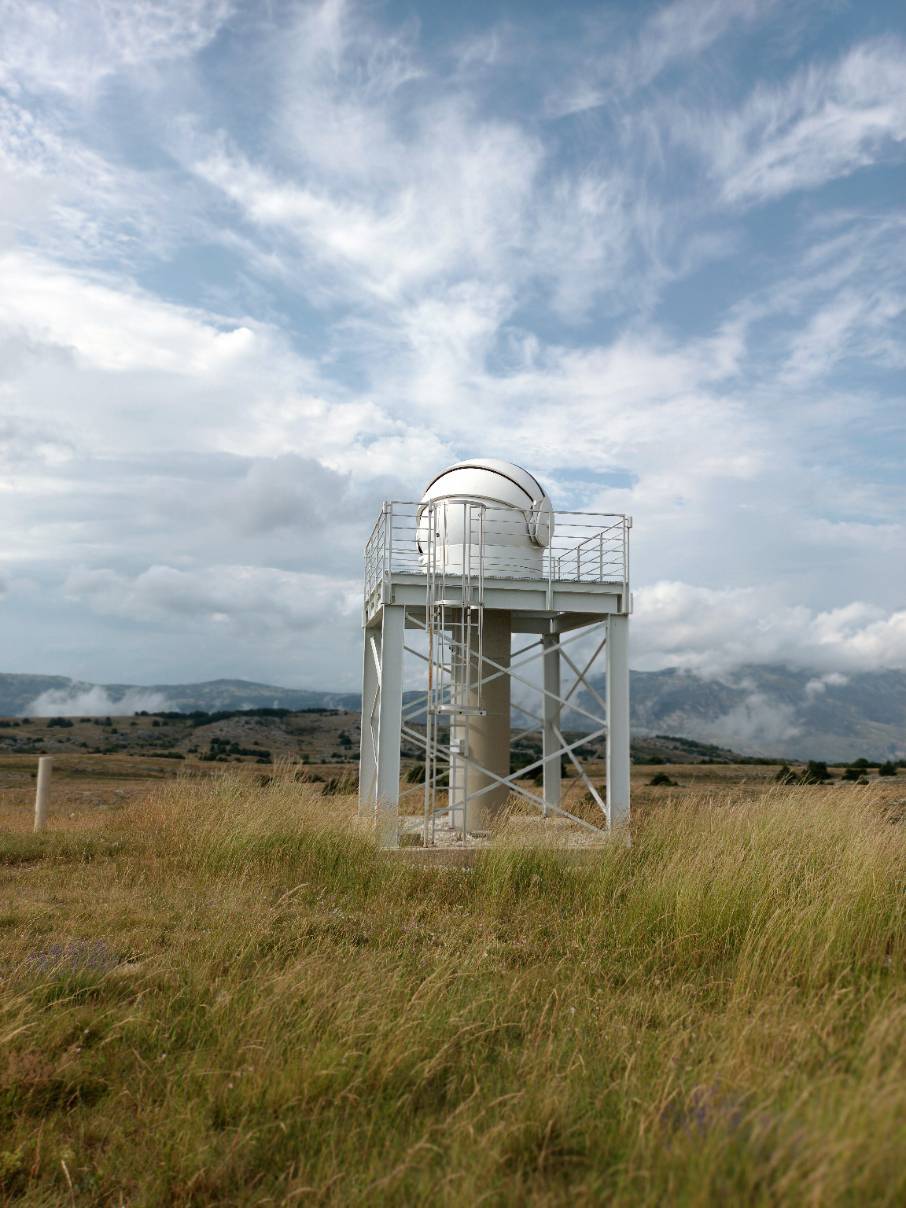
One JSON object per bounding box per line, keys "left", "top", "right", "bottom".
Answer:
{"left": 383, "top": 501, "right": 392, "bottom": 578}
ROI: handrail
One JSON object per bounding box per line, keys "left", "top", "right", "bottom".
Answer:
{"left": 364, "top": 501, "right": 630, "bottom": 602}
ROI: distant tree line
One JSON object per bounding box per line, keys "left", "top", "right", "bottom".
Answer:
{"left": 133, "top": 707, "right": 342, "bottom": 725}
{"left": 776, "top": 758, "right": 901, "bottom": 785}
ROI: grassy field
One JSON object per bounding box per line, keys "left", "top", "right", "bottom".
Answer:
{"left": 0, "top": 771, "right": 904, "bottom": 1205}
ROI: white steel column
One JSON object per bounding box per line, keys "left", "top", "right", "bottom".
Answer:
{"left": 541, "top": 634, "right": 561, "bottom": 817}
{"left": 605, "top": 613, "right": 630, "bottom": 829}
{"left": 375, "top": 604, "right": 404, "bottom": 848}
{"left": 358, "top": 617, "right": 381, "bottom": 817}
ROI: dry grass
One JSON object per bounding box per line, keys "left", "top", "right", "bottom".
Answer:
{"left": 0, "top": 772, "right": 903, "bottom": 1205}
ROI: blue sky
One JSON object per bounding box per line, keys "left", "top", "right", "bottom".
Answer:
{"left": 0, "top": 0, "right": 904, "bottom": 693}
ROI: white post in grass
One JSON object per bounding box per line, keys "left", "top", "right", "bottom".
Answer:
{"left": 34, "top": 756, "right": 53, "bottom": 833}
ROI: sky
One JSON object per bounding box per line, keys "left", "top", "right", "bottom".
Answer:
{"left": 0, "top": 0, "right": 905, "bottom": 693}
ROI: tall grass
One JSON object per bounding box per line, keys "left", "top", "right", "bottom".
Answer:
{"left": 0, "top": 773, "right": 903, "bottom": 1204}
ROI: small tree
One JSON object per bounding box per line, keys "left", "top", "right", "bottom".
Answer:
{"left": 800, "top": 761, "right": 830, "bottom": 784}
{"left": 649, "top": 771, "right": 678, "bottom": 787}
{"left": 878, "top": 761, "right": 898, "bottom": 777}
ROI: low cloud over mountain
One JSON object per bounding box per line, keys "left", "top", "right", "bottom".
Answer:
{"left": 4, "top": 664, "right": 904, "bottom": 762}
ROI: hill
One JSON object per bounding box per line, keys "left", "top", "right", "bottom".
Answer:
{"left": 627, "top": 664, "right": 906, "bottom": 761}
{"left": 0, "top": 673, "right": 358, "bottom": 718}
{"left": 0, "top": 706, "right": 757, "bottom": 769}
{"left": 2, "top": 663, "right": 905, "bottom": 761}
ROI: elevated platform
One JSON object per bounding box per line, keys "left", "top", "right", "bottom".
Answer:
{"left": 364, "top": 571, "right": 628, "bottom": 629}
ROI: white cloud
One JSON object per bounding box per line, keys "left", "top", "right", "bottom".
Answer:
{"left": 549, "top": 0, "right": 777, "bottom": 116}
{"left": 28, "top": 684, "right": 171, "bottom": 717}
{"left": 64, "top": 563, "right": 359, "bottom": 634}
{"left": 689, "top": 693, "right": 802, "bottom": 750}
{"left": 0, "top": 0, "right": 233, "bottom": 99}
{"left": 804, "top": 671, "right": 848, "bottom": 701}
{"left": 0, "top": 251, "right": 255, "bottom": 373}
{"left": 633, "top": 581, "right": 906, "bottom": 674}
{"left": 0, "top": 415, "right": 73, "bottom": 468}
{"left": 193, "top": 117, "right": 542, "bottom": 308}
{"left": 185, "top": 1, "right": 667, "bottom": 327}
{"left": 698, "top": 37, "right": 906, "bottom": 203}
{"left": 782, "top": 287, "right": 906, "bottom": 383}
{"left": 0, "top": 95, "right": 190, "bottom": 265}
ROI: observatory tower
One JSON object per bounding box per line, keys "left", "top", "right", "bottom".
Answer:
{"left": 359, "top": 459, "right": 631, "bottom": 848}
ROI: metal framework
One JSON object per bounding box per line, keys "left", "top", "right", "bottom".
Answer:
{"left": 359, "top": 501, "right": 631, "bottom": 848}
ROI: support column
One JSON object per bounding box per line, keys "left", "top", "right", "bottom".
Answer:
{"left": 605, "top": 613, "right": 630, "bottom": 829}
{"left": 541, "top": 634, "right": 561, "bottom": 818}
{"left": 358, "top": 616, "right": 381, "bottom": 817}
{"left": 375, "top": 604, "right": 404, "bottom": 848}
{"left": 447, "top": 634, "right": 467, "bottom": 833}
{"left": 464, "top": 609, "right": 511, "bottom": 833}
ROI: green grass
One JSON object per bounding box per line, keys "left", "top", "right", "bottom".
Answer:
{"left": 0, "top": 774, "right": 903, "bottom": 1204}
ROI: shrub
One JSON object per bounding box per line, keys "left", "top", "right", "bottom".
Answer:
{"left": 878, "top": 762, "right": 898, "bottom": 777}
{"left": 800, "top": 760, "right": 831, "bottom": 784}
{"left": 649, "top": 771, "right": 678, "bottom": 787}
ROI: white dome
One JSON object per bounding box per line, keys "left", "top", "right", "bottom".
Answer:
{"left": 420, "top": 459, "right": 553, "bottom": 550}
{"left": 417, "top": 458, "right": 554, "bottom": 579}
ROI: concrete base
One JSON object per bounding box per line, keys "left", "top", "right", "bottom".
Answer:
{"left": 384, "top": 845, "right": 616, "bottom": 868}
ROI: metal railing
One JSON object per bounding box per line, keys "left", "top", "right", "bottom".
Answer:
{"left": 364, "top": 501, "right": 629, "bottom": 604}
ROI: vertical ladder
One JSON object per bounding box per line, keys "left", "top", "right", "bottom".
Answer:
{"left": 422, "top": 500, "right": 485, "bottom": 844}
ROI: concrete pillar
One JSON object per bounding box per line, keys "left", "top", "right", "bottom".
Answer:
{"left": 464, "top": 609, "right": 511, "bottom": 832}
{"left": 34, "top": 756, "right": 53, "bottom": 833}
{"left": 542, "top": 634, "right": 561, "bottom": 817}
{"left": 606, "top": 613, "right": 630, "bottom": 829}
{"left": 447, "top": 635, "right": 468, "bottom": 832}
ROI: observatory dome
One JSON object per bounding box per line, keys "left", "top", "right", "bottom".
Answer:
{"left": 417, "top": 458, "right": 554, "bottom": 578}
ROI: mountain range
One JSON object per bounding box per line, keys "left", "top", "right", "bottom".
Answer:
{"left": 1, "top": 665, "right": 904, "bottom": 761}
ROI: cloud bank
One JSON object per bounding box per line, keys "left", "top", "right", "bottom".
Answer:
{"left": 28, "top": 685, "right": 172, "bottom": 718}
